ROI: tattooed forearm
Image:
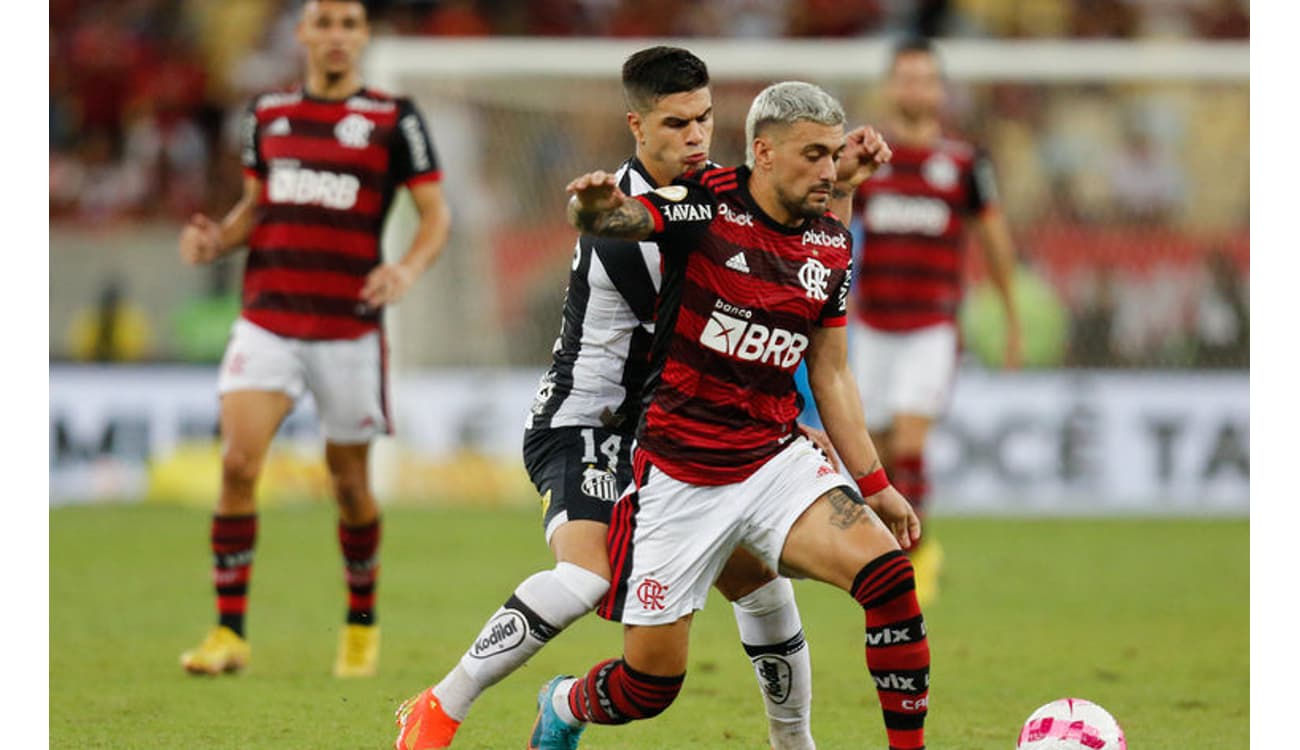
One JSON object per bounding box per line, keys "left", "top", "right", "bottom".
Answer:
{"left": 567, "top": 198, "right": 654, "bottom": 239}
{"left": 826, "top": 487, "right": 868, "bottom": 529}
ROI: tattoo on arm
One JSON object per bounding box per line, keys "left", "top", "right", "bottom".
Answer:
{"left": 825, "top": 487, "right": 868, "bottom": 530}
{"left": 568, "top": 199, "right": 654, "bottom": 239}
{"left": 830, "top": 186, "right": 850, "bottom": 200}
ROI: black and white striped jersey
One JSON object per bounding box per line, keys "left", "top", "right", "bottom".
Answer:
{"left": 526, "top": 157, "right": 678, "bottom": 433}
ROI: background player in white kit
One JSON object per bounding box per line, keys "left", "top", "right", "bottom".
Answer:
{"left": 852, "top": 36, "right": 1021, "bottom": 604}
{"left": 176, "top": 0, "right": 451, "bottom": 678}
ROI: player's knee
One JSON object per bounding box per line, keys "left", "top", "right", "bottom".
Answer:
{"left": 729, "top": 576, "right": 794, "bottom": 616}
{"left": 220, "top": 448, "right": 263, "bottom": 489}
{"left": 330, "top": 473, "right": 372, "bottom": 515}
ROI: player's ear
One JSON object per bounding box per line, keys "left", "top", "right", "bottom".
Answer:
{"left": 752, "top": 136, "right": 774, "bottom": 171}
{"left": 627, "top": 111, "right": 643, "bottom": 144}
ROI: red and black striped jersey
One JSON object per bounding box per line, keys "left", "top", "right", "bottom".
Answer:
{"left": 239, "top": 86, "right": 442, "bottom": 340}
{"left": 632, "top": 166, "right": 852, "bottom": 486}
{"left": 853, "top": 136, "right": 997, "bottom": 331}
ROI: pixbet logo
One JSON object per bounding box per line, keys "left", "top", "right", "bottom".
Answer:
{"left": 636, "top": 578, "right": 668, "bottom": 611}
{"left": 699, "top": 305, "right": 809, "bottom": 369}
{"left": 469, "top": 610, "right": 527, "bottom": 659}
{"left": 718, "top": 203, "right": 753, "bottom": 226}
{"left": 801, "top": 228, "right": 848, "bottom": 249}
{"left": 268, "top": 165, "right": 360, "bottom": 210}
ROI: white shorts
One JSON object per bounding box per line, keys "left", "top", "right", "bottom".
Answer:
{"left": 850, "top": 321, "right": 957, "bottom": 430}
{"left": 599, "top": 437, "right": 852, "bottom": 626}
{"left": 217, "top": 317, "right": 390, "bottom": 443}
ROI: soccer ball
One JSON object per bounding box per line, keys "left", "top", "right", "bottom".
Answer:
{"left": 1016, "top": 698, "right": 1127, "bottom": 750}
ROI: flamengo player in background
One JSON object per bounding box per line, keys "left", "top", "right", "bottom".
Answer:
{"left": 396, "top": 47, "right": 827, "bottom": 750}
{"left": 176, "top": 0, "right": 450, "bottom": 678}
{"left": 529, "top": 83, "right": 930, "bottom": 750}
{"left": 852, "top": 36, "right": 1021, "bottom": 605}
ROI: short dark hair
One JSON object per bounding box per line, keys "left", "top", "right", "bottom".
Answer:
{"left": 621, "top": 46, "right": 710, "bottom": 114}
{"left": 888, "top": 35, "right": 940, "bottom": 73}
{"left": 301, "top": 0, "right": 368, "bottom": 13}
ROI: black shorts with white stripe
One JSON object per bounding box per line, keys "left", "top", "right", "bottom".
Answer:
{"left": 522, "top": 426, "right": 635, "bottom": 540}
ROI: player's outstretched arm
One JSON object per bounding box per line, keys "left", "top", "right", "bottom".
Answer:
{"left": 179, "top": 175, "right": 261, "bottom": 265}
{"left": 565, "top": 170, "right": 655, "bottom": 240}
{"left": 829, "top": 126, "right": 891, "bottom": 221}
{"left": 974, "top": 207, "right": 1022, "bottom": 369}
{"left": 805, "top": 325, "right": 920, "bottom": 549}
{"left": 362, "top": 181, "right": 451, "bottom": 308}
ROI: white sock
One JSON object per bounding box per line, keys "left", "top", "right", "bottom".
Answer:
{"left": 732, "top": 578, "right": 816, "bottom": 750}
{"left": 552, "top": 677, "right": 582, "bottom": 726}
{"left": 432, "top": 562, "right": 608, "bottom": 721}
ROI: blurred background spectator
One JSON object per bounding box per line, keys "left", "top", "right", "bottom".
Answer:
{"left": 49, "top": 0, "right": 1249, "bottom": 370}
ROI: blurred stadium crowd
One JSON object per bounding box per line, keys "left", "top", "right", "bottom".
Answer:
{"left": 49, "top": 0, "right": 1248, "bottom": 369}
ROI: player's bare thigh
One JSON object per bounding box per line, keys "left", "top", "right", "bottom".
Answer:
{"left": 217, "top": 390, "right": 294, "bottom": 514}
{"left": 713, "top": 546, "right": 777, "bottom": 601}
{"left": 778, "top": 486, "right": 901, "bottom": 591}
{"left": 549, "top": 519, "right": 612, "bottom": 582}
{"left": 888, "top": 413, "right": 934, "bottom": 460}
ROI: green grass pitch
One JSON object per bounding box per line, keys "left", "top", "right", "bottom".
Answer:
{"left": 50, "top": 504, "right": 1247, "bottom": 749}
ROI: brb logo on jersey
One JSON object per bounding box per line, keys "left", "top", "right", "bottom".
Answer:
{"left": 700, "top": 300, "right": 809, "bottom": 369}
{"left": 865, "top": 194, "right": 951, "bottom": 236}
{"left": 268, "top": 164, "right": 360, "bottom": 210}
{"left": 334, "top": 113, "right": 375, "bottom": 149}
{"left": 798, "top": 258, "right": 832, "bottom": 302}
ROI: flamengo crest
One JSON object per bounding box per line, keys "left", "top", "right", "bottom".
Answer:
{"left": 335, "top": 113, "right": 375, "bottom": 149}
{"left": 798, "top": 258, "right": 831, "bottom": 301}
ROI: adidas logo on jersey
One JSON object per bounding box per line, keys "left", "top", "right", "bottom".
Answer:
{"left": 699, "top": 309, "right": 809, "bottom": 369}
{"left": 267, "top": 117, "right": 291, "bottom": 136}
{"left": 725, "top": 252, "right": 750, "bottom": 274}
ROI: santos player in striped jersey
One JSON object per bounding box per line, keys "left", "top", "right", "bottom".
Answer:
{"left": 852, "top": 37, "right": 1022, "bottom": 604}
{"left": 530, "top": 83, "right": 930, "bottom": 750}
{"left": 396, "top": 47, "right": 826, "bottom": 750}
{"left": 177, "top": 0, "right": 450, "bottom": 678}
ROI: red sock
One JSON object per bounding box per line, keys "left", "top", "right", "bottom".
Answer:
{"left": 852, "top": 551, "right": 929, "bottom": 750}
{"left": 890, "top": 454, "right": 928, "bottom": 517}
{"left": 212, "top": 514, "right": 257, "bottom": 637}
{"left": 339, "top": 519, "right": 380, "bottom": 625}
{"left": 567, "top": 658, "right": 684, "bottom": 725}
